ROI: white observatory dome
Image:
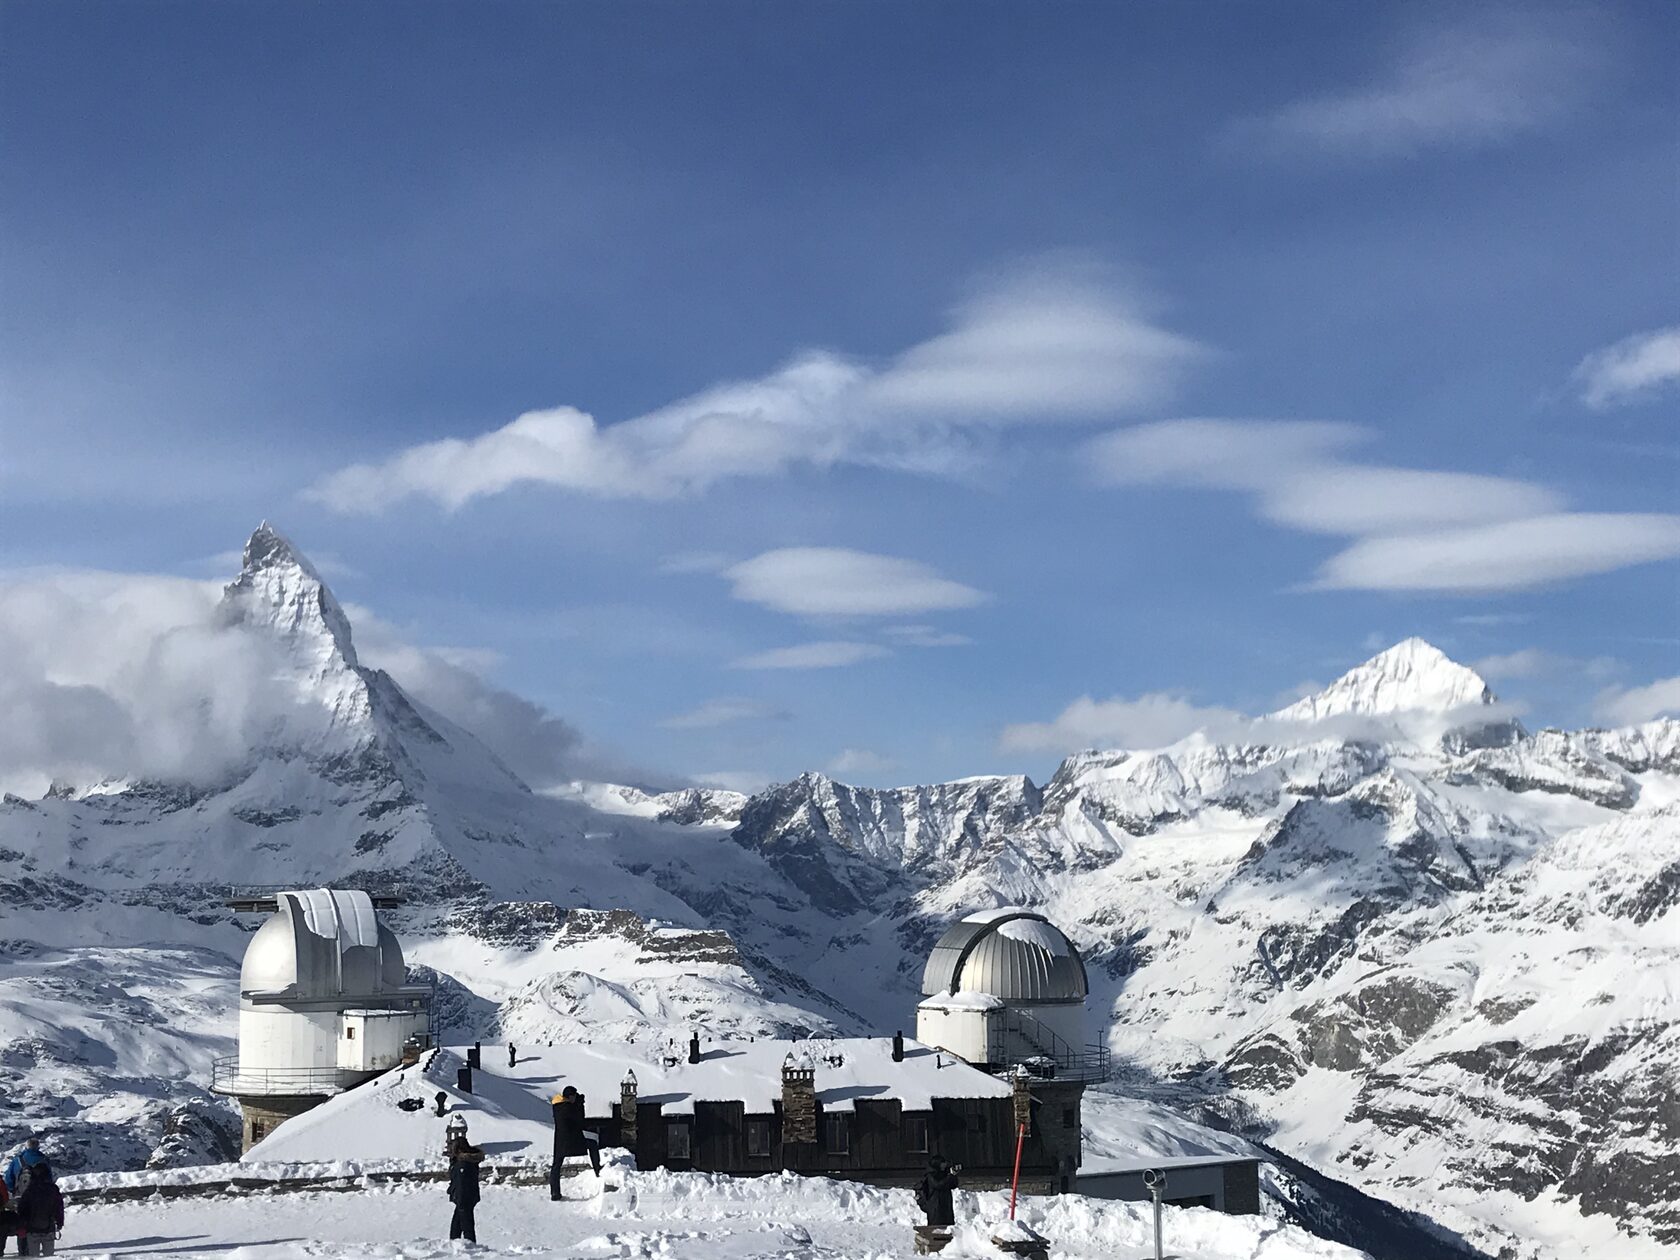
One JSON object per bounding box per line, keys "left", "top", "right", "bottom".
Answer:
{"left": 238, "top": 888, "right": 408, "bottom": 1003}
{"left": 921, "top": 907, "right": 1087, "bottom": 1004}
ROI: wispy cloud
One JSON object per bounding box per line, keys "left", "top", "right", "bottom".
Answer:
{"left": 999, "top": 692, "right": 1243, "bottom": 755}
{"left": 658, "top": 697, "right": 791, "bottom": 730}
{"left": 307, "top": 264, "right": 1203, "bottom": 513}
{"left": 1573, "top": 325, "right": 1680, "bottom": 409}
{"left": 1229, "top": 15, "right": 1597, "bottom": 158}
{"left": 1092, "top": 419, "right": 1680, "bottom": 593}
{"left": 723, "top": 548, "right": 987, "bottom": 618}
{"left": 827, "top": 747, "right": 897, "bottom": 778}
{"left": 1594, "top": 675, "right": 1680, "bottom": 727}
{"left": 656, "top": 551, "right": 734, "bottom": 576}
{"left": 882, "top": 624, "right": 974, "bottom": 648}
{"left": 1314, "top": 514, "right": 1680, "bottom": 593}
{"left": 731, "top": 641, "right": 890, "bottom": 671}
{"left": 1473, "top": 647, "right": 1619, "bottom": 682}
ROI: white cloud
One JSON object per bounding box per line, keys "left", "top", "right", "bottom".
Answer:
{"left": 1474, "top": 648, "right": 1621, "bottom": 682}
{"left": 0, "top": 566, "right": 642, "bottom": 798}
{"left": 1093, "top": 419, "right": 1677, "bottom": 594}
{"left": 1313, "top": 513, "right": 1680, "bottom": 593}
{"left": 724, "top": 548, "right": 987, "bottom": 618}
{"left": 658, "top": 697, "right": 791, "bottom": 730}
{"left": 866, "top": 270, "right": 1203, "bottom": 419}
{"left": 826, "top": 748, "right": 897, "bottom": 778}
{"left": 730, "top": 641, "right": 891, "bottom": 670}
{"left": 1092, "top": 420, "right": 1561, "bottom": 535}
{"left": 689, "top": 770, "right": 772, "bottom": 795}
{"left": 1233, "top": 18, "right": 1594, "bottom": 157}
{"left": 1573, "top": 325, "right": 1680, "bottom": 409}
{"left": 308, "top": 265, "right": 1203, "bottom": 512}
{"left": 1594, "top": 676, "right": 1680, "bottom": 727}
{"left": 998, "top": 692, "right": 1243, "bottom": 756}
{"left": 882, "top": 624, "right": 975, "bottom": 648}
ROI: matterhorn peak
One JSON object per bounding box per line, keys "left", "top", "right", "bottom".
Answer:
{"left": 1271, "top": 637, "right": 1494, "bottom": 724}
{"left": 221, "top": 521, "right": 359, "bottom": 670}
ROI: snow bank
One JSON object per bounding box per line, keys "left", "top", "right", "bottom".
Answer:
{"left": 55, "top": 1164, "right": 1372, "bottom": 1259}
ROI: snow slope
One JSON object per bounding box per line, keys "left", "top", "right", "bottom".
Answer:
{"left": 4, "top": 526, "right": 1675, "bottom": 1260}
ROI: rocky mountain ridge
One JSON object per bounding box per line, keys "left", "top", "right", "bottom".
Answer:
{"left": 2, "top": 526, "right": 1675, "bottom": 1260}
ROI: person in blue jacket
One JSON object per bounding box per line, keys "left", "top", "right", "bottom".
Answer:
{"left": 1, "top": 1139, "right": 46, "bottom": 1194}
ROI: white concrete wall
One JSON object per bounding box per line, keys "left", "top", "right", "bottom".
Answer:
{"left": 916, "top": 1005, "right": 994, "bottom": 1064}
{"left": 239, "top": 1005, "right": 340, "bottom": 1075}
{"left": 337, "top": 1011, "right": 429, "bottom": 1072}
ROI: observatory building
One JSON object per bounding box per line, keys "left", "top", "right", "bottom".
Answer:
{"left": 916, "top": 908, "right": 1104, "bottom": 1079}
{"left": 213, "top": 888, "right": 432, "bottom": 1150}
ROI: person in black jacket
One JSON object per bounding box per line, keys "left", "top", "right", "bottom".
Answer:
{"left": 446, "top": 1131, "right": 484, "bottom": 1243}
{"left": 914, "top": 1156, "right": 960, "bottom": 1230}
{"left": 549, "top": 1085, "right": 600, "bottom": 1200}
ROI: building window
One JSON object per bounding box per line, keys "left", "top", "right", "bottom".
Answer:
{"left": 668, "top": 1122, "right": 691, "bottom": 1161}
{"left": 746, "top": 1119, "right": 771, "bottom": 1157}
{"left": 904, "top": 1115, "right": 928, "bottom": 1154}
{"left": 345, "top": 1026, "right": 356, "bottom": 1040}
{"left": 1062, "top": 1106, "right": 1076, "bottom": 1130}
{"left": 823, "top": 1114, "right": 849, "bottom": 1155}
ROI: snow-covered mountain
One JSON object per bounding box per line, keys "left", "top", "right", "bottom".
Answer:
{"left": 3, "top": 526, "right": 1675, "bottom": 1260}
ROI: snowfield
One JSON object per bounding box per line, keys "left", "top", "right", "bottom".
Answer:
{"left": 57, "top": 1164, "right": 1368, "bottom": 1260}
{"left": 6, "top": 527, "right": 1678, "bottom": 1260}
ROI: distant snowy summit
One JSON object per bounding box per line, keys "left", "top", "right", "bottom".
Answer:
{"left": 1270, "top": 637, "right": 1496, "bottom": 725}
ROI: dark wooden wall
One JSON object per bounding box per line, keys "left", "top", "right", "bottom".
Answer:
{"left": 605, "top": 1093, "right": 1067, "bottom": 1187}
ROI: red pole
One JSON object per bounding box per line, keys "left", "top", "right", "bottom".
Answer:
{"left": 1007, "top": 1122, "right": 1027, "bottom": 1220}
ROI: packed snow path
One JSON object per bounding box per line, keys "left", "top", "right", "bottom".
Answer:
{"left": 53, "top": 1167, "right": 1365, "bottom": 1259}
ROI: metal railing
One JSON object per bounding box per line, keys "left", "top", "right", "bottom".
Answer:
{"left": 210, "top": 1055, "right": 368, "bottom": 1097}
{"left": 986, "top": 1008, "right": 1113, "bottom": 1084}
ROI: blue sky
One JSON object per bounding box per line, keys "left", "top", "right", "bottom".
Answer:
{"left": 2, "top": 1, "right": 1676, "bottom": 791}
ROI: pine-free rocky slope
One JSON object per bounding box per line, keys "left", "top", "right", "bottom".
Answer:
{"left": 2, "top": 526, "right": 1675, "bottom": 1260}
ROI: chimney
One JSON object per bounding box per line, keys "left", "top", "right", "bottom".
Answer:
{"left": 456, "top": 1065, "right": 473, "bottom": 1094}
{"left": 781, "top": 1052, "right": 816, "bottom": 1145}
{"left": 620, "top": 1070, "right": 639, "bottom": 1150}
{"left": 689, "top": 1032, "right": 701, "bottom": 1065}
{"left": 1011, "top": 1067, "right": 1033, "bottom": 1134}
{"left": 891, "top": 1030, "right": 905, "bottom": 1062}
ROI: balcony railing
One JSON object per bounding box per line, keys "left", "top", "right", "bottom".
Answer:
{"left": 985, "top": 1008, "right": 1113, "bottom": 1084}
{"left": 210, "top": 1055, "right": 369, "bottom": 1097}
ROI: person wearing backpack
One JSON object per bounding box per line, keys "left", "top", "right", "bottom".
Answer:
{"left": 10, "top": 1149, "right": 62, "bottom": 1258}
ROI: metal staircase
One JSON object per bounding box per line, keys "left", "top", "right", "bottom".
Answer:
{"left": 987, "top": 1006, "right": 1112, "bottom": 1083}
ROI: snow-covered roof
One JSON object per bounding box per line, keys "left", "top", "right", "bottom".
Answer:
{"left": 923, "top": 909, "right": 1087, "bottom": 1003}
{"left": 247, "top": 1037, "right": 1010, "bottom": 1164}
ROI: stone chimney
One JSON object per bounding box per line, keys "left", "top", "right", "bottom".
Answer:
{"left": 1012, "top": 1067, "right": 1033, "bottom": 1134}
{"left": 781, "top": 1051, "right": 816, "bottom": 1145}
{"left": 620, "top": 1070, "right": 639, "bottom": 1148}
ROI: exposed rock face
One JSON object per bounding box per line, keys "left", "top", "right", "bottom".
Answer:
{"left": 2, "top": 527, "right": 1674, "bottom": 1260}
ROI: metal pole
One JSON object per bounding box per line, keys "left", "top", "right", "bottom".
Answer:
{"left": 1151, "top": 1187, "right": 1163, "bottom": 1260}
{"left": 1007, "top": 1123, "right": 1026, "bottom": 1219}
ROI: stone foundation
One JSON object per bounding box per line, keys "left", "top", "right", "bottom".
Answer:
{"left": 239, "top": 1094, "right": 327, "bottom": 1153}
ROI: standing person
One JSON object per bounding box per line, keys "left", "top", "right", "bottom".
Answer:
{"left": 915, "top": 1156, "right": 960, "bottom": 1231}
{"left": 548, "top": 1085, "right": 600, "bottom": 1200}
{"left": 445, "top": 1124, "right": 484, "bottom": 1245}
{"left": 507, "top": 1043, "right": 517, "bottom": 1069}
{"left": 10, "top": 1155, "right": 61, "bottom": 1258}
{"left": 0, "top": 1174, "right": 17, "bottom": 1257}
{"left": 2, "top": 1138, "right": 47, "bottom": 1194}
